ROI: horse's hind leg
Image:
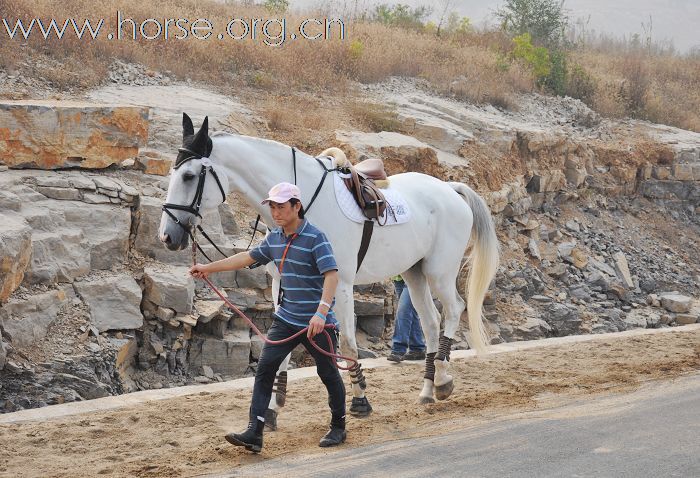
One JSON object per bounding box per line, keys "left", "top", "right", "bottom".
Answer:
{"left": 423, "top": 256, "right": 467, "bottom": 401}
{"left": 401, "top": 265, "right": 441, "bottom": 405}
{"left": 265, "top": 267, "right": 288, "bottom": 431}
{"left": 265, "top": 352, "right": 290, "bottom": 431}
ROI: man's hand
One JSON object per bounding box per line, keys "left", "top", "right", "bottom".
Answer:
{"left": 189, "top": 263, "right": 210, "bottom": 279}
{"left": 307, "top": 314, "right": 326, "bottom": 338}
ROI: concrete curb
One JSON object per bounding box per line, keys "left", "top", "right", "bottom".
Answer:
{"left": 2, "top": 324, "right": 698, "bottom": 424}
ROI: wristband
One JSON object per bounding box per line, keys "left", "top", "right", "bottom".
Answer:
{"left": 314, "top": 311, "right": 327, "bottom": 321}
{"left": 319, "top": 300, "right": 332, "bottom": 309}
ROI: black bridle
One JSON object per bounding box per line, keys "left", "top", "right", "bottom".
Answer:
{"left": 162, "top": 145, "right": 339, "bottom": 263}
{"left": 161, "top": 147, "right": 228, "bottom": 262}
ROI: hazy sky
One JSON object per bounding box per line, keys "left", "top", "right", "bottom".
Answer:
{"left": 291, "top": 0, "right": 700, "bottom": 53}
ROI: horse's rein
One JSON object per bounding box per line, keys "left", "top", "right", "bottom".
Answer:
{"left": 191, "top": 232, "right": 358, "bottom": 371}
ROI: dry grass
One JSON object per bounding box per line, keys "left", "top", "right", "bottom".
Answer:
{"left": 0, "top": 0, "right": 533, "bottom": 104}
{"left": 572, "top": 50, "right": 700, "bottom": 131}
{"left": 2, "top": 0, "right": 699, "bottom": 131}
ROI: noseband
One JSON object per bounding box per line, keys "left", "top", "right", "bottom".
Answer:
{"left": 162, "top": 147, "right": 228, "bottom": 260}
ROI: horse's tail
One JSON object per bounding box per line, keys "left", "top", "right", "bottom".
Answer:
{"left": 318, "top": 147, "right": 351, "bottom": 168}
{"left": 449, "top": 182, "right": 500, "bottom": 354}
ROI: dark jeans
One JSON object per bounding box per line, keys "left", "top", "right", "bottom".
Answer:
{"left": 250, "top": 319, "right": 346, "bottom": 423}
{"left": 391, "top": 279, "right": 426, "bottom": 354}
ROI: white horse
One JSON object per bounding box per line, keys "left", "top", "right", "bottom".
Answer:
{"left": 159, "top": 114, "right": 499, "bottom": 422}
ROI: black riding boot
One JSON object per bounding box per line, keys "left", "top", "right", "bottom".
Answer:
{"left": 319, "top": 415, "right": 347, "bottom": 448}
{"left": 225, "top": 417, "right": 264, "bottom": 453}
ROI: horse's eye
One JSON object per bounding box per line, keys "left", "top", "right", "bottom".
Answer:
{"left": 183, "top": 172, "right": 195, "bottom": 181}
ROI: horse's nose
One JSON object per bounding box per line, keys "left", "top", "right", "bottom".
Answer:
{"left": 161, "top": 233, "right": 171, "bottom": 244}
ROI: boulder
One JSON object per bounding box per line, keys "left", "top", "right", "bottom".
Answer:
{"left": 513, "top": 316, "right": 552, "bottom": 341}
{"left": 143, "top": 265, "right": 195, "bottom": 314}
{"left": 659, "top": 294, "right": 692, "bottom": 314}
{"left": 188, "top": 331, "right": 251, "bottom": 377}
{"left": 0, "top": 101, "right": 148, "bottom": 169}
{"left": 354, "top": 295, "right": 385, "bottom": 316}
{"left": 1, "top": 284, "right": 76, "bottom": 347}
{"left": 612, "top": 252, "right": 634, "bottom": 289}
{"left": 543, "top": 303, "right": 582, "bottom": 336}
{"left": 74, "top": 275, "right": 143, "bottom": 332}
{"left": 135, "top": 150, "right": 173, "bottom": 176}
{"left": 0, "top": 214, "right": 32, "bottom": 302}
{"left": 675, "top": 314, "right": 699, "bottom": 325}
{"left": 527, "top": 171, "right": 566, "bottom": 193}
{"left": 357, "top": 315, "right": 385, "bottom": 337}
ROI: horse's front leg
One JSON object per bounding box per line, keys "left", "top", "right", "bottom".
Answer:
{"left": 264, "top": 264, "right": 290, "bottom": 431}
{"left": 335, "top": 281, "right": 373, "bottom": 417}
{"left": 264, "top": 352, "right": 290, "bottom": 431}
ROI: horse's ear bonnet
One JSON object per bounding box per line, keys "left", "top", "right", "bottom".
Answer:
{"left": 177, "top": 114, "right": 213, "bottom": 169}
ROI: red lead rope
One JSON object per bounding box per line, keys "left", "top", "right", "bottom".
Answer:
{"left": 194, "top": 236, "right": 357, "bottom": 371}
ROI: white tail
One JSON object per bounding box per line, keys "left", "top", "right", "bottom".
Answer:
{"left": 449, "top": 182, "right": 500, "bottom": 354}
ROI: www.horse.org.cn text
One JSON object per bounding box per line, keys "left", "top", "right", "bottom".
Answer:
{"left": 1, "top": 12, "right": 346, "bottom": 47}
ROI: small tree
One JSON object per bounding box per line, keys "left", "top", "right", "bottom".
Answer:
{"left": 495, "top": 0, "right": 568, "bottom": 47}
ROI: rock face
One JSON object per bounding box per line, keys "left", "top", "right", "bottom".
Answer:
{"left": 74, "top": 275, "right": 143, "bottom": 332}
{"left": 0, "top": 101, "right": 148, "bottom": 169}
{"left": 0, "top": 214, "right": 32, "bottom": 302}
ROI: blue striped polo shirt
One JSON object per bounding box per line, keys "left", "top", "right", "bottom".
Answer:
{"left": 249, "top": 219, "right": 338, "bottom": 328}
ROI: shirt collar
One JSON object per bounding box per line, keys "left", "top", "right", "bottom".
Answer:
{"left": 275, "top": 218, "right": 308, "bottom": 238}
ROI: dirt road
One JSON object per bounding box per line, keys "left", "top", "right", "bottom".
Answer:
{"left": 1, "top": 328, "right": 698, "bottom": 478}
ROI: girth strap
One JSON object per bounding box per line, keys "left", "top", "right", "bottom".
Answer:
{"left": 356, "top": 220, "right": 374, "bottom": 273}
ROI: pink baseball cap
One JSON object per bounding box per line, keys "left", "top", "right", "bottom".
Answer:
{"left": 261, "top": 182, "right": 301, "bottom": 204}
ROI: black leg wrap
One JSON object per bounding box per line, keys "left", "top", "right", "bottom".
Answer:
{"left": 435, "top": 336, "right": 453, "bottom": 362}
{"left": 349, "top": 396, "right": 373, "bottom": 417}
{"left": 264, "top": 408, "right": 278, "bottom": 431}
{"left": 424, "top": 352, "right": 437, "bottom": 381}
{"left": 273, "top": 371, "right": 287, "bottom": 407}
{"left": 349, "top": 363, "right": 367, "bottom": 390}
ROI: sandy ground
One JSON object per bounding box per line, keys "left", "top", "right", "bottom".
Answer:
{"left": 1, "top": 329, "right": 698, "bottom": 478}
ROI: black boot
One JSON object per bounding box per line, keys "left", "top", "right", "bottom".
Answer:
{"left": 225, "top": 418, "right": 264, "bottom": 453}
{"left": 319, "top": 416, "right": 347, "bottom": 448}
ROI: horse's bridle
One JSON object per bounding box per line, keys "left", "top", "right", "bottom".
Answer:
{"left": 161, "top": 147, "right": 228, "bottom": 261}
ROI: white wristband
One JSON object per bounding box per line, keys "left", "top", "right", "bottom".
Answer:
{"left": 319, "top": 300, "right": 332, "bottom": 309}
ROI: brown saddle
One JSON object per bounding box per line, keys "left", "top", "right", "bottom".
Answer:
{"left": 339, "top": 158, "right": 389, "bottom": 223}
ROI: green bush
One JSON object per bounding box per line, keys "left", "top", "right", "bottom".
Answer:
{"left": 373, "top": 3, "right": 432, "bottom": 30}
{"left": 512, "top": 33, "right": 551, "bottom": 80}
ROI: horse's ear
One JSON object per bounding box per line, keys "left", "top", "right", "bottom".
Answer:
{"left": 182, "top": 112, "right": 194, "bottom": 139}
{"left": 200, "top": 116, "right": 209, "bottom": 137}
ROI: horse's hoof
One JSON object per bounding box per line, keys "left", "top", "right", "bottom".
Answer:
{"left": 264, "top": 408, "right": 278, "bottom": 431}
{"left": 417, "top": 395, "right": 435, "bottom": 405}
{"left": 435, "top": 380, "right": 454, "bottom": 400}
{"left": 349, "top": 397, "right": 373, "bottom": 417}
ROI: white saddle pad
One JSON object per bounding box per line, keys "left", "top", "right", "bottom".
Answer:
{"left": 333, "top": 172, "right": 410, "bottom": 225}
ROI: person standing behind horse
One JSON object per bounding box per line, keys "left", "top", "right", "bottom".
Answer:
{"left": 387, "top": 275, "right": 426, "bottom": 362}
{"left": 189, "top": 182, "right": 346, "bottom": 453}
